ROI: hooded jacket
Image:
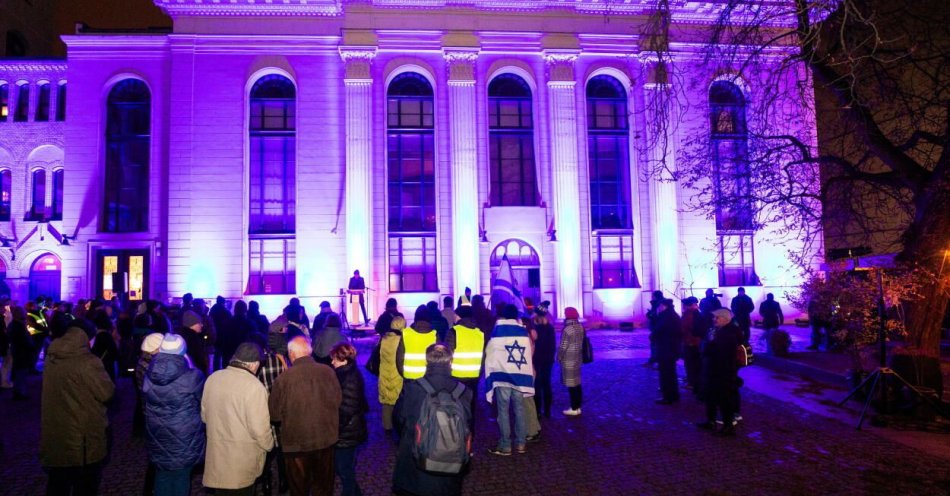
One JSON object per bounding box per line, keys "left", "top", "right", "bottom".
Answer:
{"left": 144, "top": 352, "right": 206, "bottom": 470}
{"left": 335, "top": 361, "right": 369, "bottom": 448}
{"left": 40, "top": 327, "right": 115, "bottom": 467}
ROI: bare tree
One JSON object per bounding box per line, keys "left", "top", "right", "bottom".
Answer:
{"left": 637, "top": 0, "right": 949, "bottom": 356}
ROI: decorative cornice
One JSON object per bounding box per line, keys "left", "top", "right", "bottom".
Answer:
{"left": 0, "top": 61, "right": 68, "bottom": 74}
{"left": 154, "top": 0, "right": 343, "bottom": 17}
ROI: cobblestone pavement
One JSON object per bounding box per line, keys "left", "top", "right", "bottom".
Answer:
{"left": 3, "top": 329, "right": 950, "bottom": 496}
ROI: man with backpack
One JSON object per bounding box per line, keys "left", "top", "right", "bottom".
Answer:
{"left": 393, "top": 344, "right": 473, "bottom": 496}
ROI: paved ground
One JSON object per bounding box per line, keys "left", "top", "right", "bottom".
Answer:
{"left": 3, "top": 329, "right": 950, "bottom": 496}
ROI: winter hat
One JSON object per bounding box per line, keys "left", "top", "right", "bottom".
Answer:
{"left": 181, "top": 310, "right": 202, "bottom": 329}
{"left": 712, "top": 308, "right": 733, "bottom": 323}
{"left": 159, "top": 334, "right": 187, "bottom": 355}
{"left": 232, "top": 341, "right": 263, "bottom": 364}
{"left": 564, "top": 307, "right": 580, "bottom": 320}
{"left": 141, "top": 333, "right": 165, "bottom": 354}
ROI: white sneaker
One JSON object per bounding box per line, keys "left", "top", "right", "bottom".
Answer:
{"left": 563, "top": 408, "right": 582, "bottom": 416}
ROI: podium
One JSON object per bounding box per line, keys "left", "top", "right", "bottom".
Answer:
{"left": 348, "top": 289, "right": 364, "bottom": 327}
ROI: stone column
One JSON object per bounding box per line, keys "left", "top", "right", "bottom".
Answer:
{"left": 545, "top": 52, "right": 583, "bottom": 317}
{"left": 444, "top": 48, "right": 481, "bottom": 297}
{"left": 643, "top": 79, "right": 680, "bottom": 295}
{"left": 340, "top": 47, "right": 377, "bottom": 288}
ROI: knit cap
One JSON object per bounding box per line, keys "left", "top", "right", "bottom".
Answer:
{"left": 159, "top": 334, "right": 187, "bottom": 355}
{"left": 141, "top": 333, "right": 165, "bottom": 354}
{"left": 181, "top": 310, "right": 202, "bottom": 329}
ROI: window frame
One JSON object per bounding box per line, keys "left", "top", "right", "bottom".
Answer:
{"left": 51, "top": 168, "right": 64, "bottom": 221}
{"left": 55, "top": 82, "right": 66, "bottom": 121}
{"left": 488, "top": 73, "right": 539, "bottom": 207}
{"left": 27, "top": 168, "right": 46, "bottom": 221}
{"left": 13, "top": 82, "right": 28, "bottom": 122}
{"left": 35, "top": 82, "right": 50, "bottom": 122}
{"left": 103, "top": 78, "right": 151, "bottom": 233}
{"left": 0, "top": 169, "right": 11, "bottom": 221}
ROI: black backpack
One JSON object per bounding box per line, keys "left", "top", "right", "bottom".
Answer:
{"left": 412, "top": 378, "right": 471, "bottom": 474}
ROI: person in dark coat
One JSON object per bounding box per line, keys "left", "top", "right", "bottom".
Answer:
{"left": 40, "top": 321, "right": 115, "bottom": 495}
{"left": 9, "top": 307, "right": 36, "bottom": 400}
{"left": 176, "top": 311, "right": 210, "bottom": 375}
{"left": 374, "top": 298, "right": 403, "bottom": 336}
{"left": 680, "top": 297, "right": 707, "bottom": 392}
{"left": 209, "top": 297, "right": 232, "bottom": 371}
{"left": 144, "top": 334, "right": 206, "bottom": 496}
{"left": 644, "top": 290, "right": 665, "bottom": 367}
{"left": 699, "top": 288, "right": 723, "bottom": 315}
{"left": 758, "top": 293, "right": 785, "bottom": 353}
{"left": 330, "top": 343, "right": 368, "bottom": 496}
{"left": 427, "top": 301, "right": 449, "bottom": 343}
{"left": 471, "top": 295, "right": 495, "bottom": 347}
{"left": 247, "top": 300, "right": 270, "bottom": 337}
{"left": 393, "top": 344, "right": 472, "bottom": 496}
{"left": 91, "top": 313, "right": 119, "bottom": 382}
{"left": 697, "top": 309, "right": 741, "bottom": 436}
{"left": 218, "top": 300, "right": 255, "bottom": 367}
{"left": 654, "top": 299, "right": 682, "bottom": 404}
{"left": 531, "top": 309, "right": 556, "bottom": 418}
{"left": 730, "top": 287, "right": 754, "bottom": 345}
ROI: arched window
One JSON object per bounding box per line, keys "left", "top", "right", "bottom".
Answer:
{"left": 0, "top": 83, "right": 8, "bottom": 122}
{"left": 488, "top": 73, "right": 538, "bottom": 207}
{"left": 387, "top": 72, "right": 437, "bottom": 292}
{"left": 55, "top": 82, "right": 66, "bottom": 121}
{"left": 36, "top": 82, "right": 50, "bottom": 122}
{"left": 14, "top": 83, "right": 28, "bottom": 122}
{"left": 709, "top": 80, "right": 758, "bottom": 286}
{"left": 587, "top": 75, "right": 639, "bottom": 288}
{"left": 104, "top": 78, "right": 150, "bottom": 232}
{"left": 51, "top": 169, "right": 64, "bottom": 221}
{"left": 0, "top": 169, "right": 10, "bottom": 221}
{"left": 29, "top": 253, "right": 61, "bottom": 301}
{"left": 247, "top": 74, "right": 296, "bottom": 295}
{"left": 28, "top": 169, "right": 46, "bottom": 221}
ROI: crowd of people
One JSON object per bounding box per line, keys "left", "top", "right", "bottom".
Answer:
{"left": 0, "top": 285, "right": 788, "bottom": 495}
{"left": 0, "top": 290, "right": 588, "bottom": 496}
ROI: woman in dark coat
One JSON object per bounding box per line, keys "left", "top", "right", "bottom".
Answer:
{"left": 9, "top": 307, "right": 36, "bottom": 400}
{"left": 532, "top": 309, "right": 556, "bottom": 418}
{"left": 91, "top": 313, "right": 119, "bottom": 382}
{"left": 330, "top": 343, "right": 368, "bottom": 496}
{"left": 143, "top": 334, "right": 206, "bottom": 495}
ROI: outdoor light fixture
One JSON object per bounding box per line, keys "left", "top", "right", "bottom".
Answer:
{"left": 0, "top": 104, "right": 7, "bottom": 118}
{"left": 479, "top": 228, "right": 489, "bottom": 244}
{"left": 548, "top": 229, "right": 558, "bottom": 243}
{"left": 0, "top": 237, "right": 10, "bottom": 248}
{"left": 60, "top": 234, "right": 75, "bottom": 246}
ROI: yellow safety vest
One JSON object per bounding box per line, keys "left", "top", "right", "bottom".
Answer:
{"left": 451, "top": 324, "right": 483, "bottom": 379}
{"left": 402, "top": 327, "right": 436, "bottom": 380}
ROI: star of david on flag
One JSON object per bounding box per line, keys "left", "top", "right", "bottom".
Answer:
{"left": 505, "top": 340, "right": 527, "bottom": 370}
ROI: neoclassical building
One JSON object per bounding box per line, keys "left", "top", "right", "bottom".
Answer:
{"left": 0, "top": 0, "right": 816, "bottom": 320}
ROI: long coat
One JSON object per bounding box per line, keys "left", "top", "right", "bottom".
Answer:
{"left": 40, "top": 327, "right": 115, "bottom": 467}
{"left": 378, "top": 331, "right": 404, "bottom": 406}
{"left": 558, "top": 319, "right": 584, "bottom": 387}
{"left": 144, "top": 352, "right": 206, "bottom": 470}
{"left": 268, "top": 356, "right": 342, "bottom": 453}
{"left": 201, "top": 365, "right": 274, "bottom": 490}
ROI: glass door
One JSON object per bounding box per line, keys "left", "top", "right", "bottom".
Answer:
{"left": 97, "top": 249, "right": 149, "bottom": 302}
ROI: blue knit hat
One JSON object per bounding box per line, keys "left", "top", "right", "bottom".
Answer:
{"left": 159, "top": 334, "right": 187, "bottom": 355}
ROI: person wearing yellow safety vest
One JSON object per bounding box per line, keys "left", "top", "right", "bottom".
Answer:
{"left": 396, "top": 306, "right": 437, "bottom": 381}
{"left": 445, "top": 305, "right": 484, "bottom": 433}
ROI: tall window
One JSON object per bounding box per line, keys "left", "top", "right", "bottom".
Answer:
{"left": 14, "top": 83, "right": 28, "bottom": 122}
{"left": 28, "top": 169, "right": 45, "bottom": 221}
{"left": 587, "top": 75, "right": 639, "bottom": 288}
{"left": 104, "top": 79, "right": 150, "bottom": 232}
{"left": 0, "top": 84, "right": 8, "bottom": 122}
{"left": 710, "top": 80, "right": 758, "bottom": 286}
{"left": 36, "top": 83, "right": 50, "bottom": 122}
{"left": 387, "top": 72, "right": 437, "bottom": 292}
{"left": 0, "top": 170, "right": 10, "bottom": 221}
{"left": 51, "top": 169, "right": 64, "bottom": 221}
{"left": 247, "top": 74, "right": 296, "bottom": 294}
{"left": 488, "top": 73, "right": 538, "bottom": 207}
{"left": 55, "top": 83, "right": 66, "bottom": 121}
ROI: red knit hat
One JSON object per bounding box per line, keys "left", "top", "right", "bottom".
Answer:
{"left": 564, "top": 307, "right": 580, "bottom": 320}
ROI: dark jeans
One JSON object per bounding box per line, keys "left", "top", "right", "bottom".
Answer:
{"left": 260, "top": 445, "right": 287, "bottom": 491}
{"left": 533, "top": 363, "right": 553, "bottom": 417}
{"left": 154, "top": 466, "right": 192, "bottom": 496}
{"left": 568, "top": 385, "right": 582, "bottom": 410}
{"left": 658, "top": 358, "right": 679, "bottom": 402}
{"left": 215, "top": 487, "right": 254, "bottom": 496}
{"left": 46, "top": 463, "right": 103, "bottom": 496}
{"left": 13, "top": 367, "right": 30, "bottom": 397}
{"left": 334, "top": 446, "right": 362, "bottom": 496}
{"left": 285, "top": 447, "right": 334, "bottom": 496}
{"left": 683, "top": 346, "right": 701, "bottom": 389}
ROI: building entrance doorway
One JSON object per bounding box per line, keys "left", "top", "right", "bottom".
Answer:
{"left": 490, "top": 239, "right": 541, "bottom": 309}
{"left": 97, "top": 249, "right": 149, "bottom": 302}
{"left": 29, "top": 253, "right": 61, "bottom": 301}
